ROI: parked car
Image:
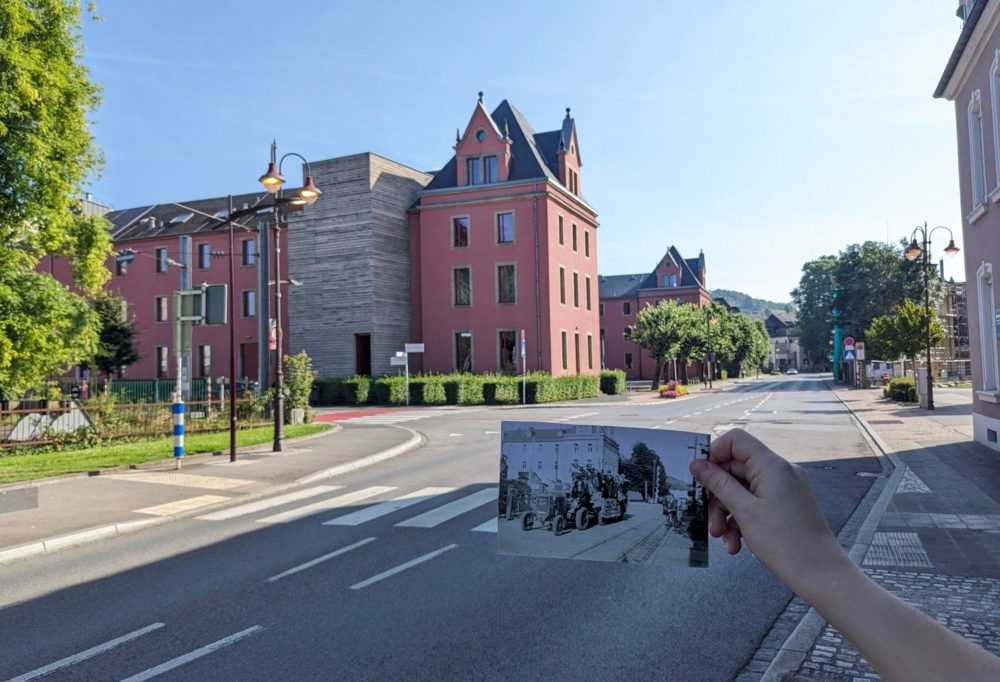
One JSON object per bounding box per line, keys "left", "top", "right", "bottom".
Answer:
{"left": 785, "top": 368, "right": 798, "bottom": 375}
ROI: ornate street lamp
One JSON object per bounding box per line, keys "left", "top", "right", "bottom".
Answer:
{"left": 904, "top": 222, "right": 960, "bottom": 411}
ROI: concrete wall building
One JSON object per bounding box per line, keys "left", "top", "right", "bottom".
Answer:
{"left": 598, "top": 247, "right": 711, "bottom": 380}
{"left": 936, "top": 0, "right": 1000, "bottom": 449}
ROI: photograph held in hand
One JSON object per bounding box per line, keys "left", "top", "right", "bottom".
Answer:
{"left": 498, "top": 421, "right": 709, "bottom": 567}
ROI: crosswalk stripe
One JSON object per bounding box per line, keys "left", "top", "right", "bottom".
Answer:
{"left": 135, "top": 495, "right": 231, "bottom": 516}
{"left": 395, "top": 488, "right": 498, "bottom": 528}
{"left": 322, "top": 487, "right": 455, "bottom": 526}
{"left": 471, "top": 517, "right": 498, "bottom": 533}
{"left": 256, "top": 486, "right": 396, "bottom": 524}
{"left": 195, "top": 485, "right": 341, "bottom": 521}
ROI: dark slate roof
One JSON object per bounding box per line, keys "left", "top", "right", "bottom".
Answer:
{"left": 423, "top": 99, "right": 584, "bottom": 200}
{"left": 599, "top": 246, "right": 706, "bottom": 297}
{"left": 106, "top": 190, "right": 290, "bottom": 242}
{"left": 934, "top": 0, "right": 987, "bottom": 98}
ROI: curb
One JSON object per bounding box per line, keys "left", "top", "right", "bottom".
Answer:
{"left": 0, "top": 425, "right": 424, "bottom": 566}
{"left": 759, "top": 383, "right": 906, "bottom": 681}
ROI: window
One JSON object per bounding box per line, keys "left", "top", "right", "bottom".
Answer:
{"left": 584, "top": 230, "right": 590, "bottom": 257}
{"left": 454, "top": 267, "right": 471, "bottom": 306}
{"left": 453, "top": 217, "right": 469, "bottom": 247}
{"left": 156, "top": 346, "right": 169, "bottom": 379}
{"left": 625, "top": 352, "right": 633, "bottom": 370}
{"left": 573, "top": 272, "right": 579, "bottom": 307}
{"left": 558, "top": 216, "right": 564, "bottom": 245}
{"left": 155, "top": 296, "right": 169, "bottom": 323}
{"left": 978, "top": 262, "right": 999, "bottom": 391}
{"left": 242, "top": 290, "right": 256, "bottom": 318}
{"left": 585, "top": 276, "right": 591, "bottom": 310}
{"left": 198, "top": 345, "right": 212, "bottom": 377}
{"left": 497, "top": 264, "right": 516, "bottom": 304}
{"left": 466, "top": 158, "right": 481, "bottom": 185}
{"left": 170, "top": 212, "right": 193, "bottom": 224}
{"left": 599, "top": 302, "right": 605, "bottom": 316}
{"left": 572, "top": 223, "right": 577, "bottom": 251}
{"left": 116, "top": 259, "right": 127, "bottom": 277}
{"left": 499, "top": 331, "right": 517, "bottom": 371}
{"left": 484, "top": 156, "right": 497, "bottom": 183}
{"left": 623, "top": 302, "right": 632, "bottom": 315}
{"left": 559, "top": 267, "right": 566, "bottom": 304}
{"left": 661, "top": 273, "right": 677, "bottom": 287}
{"left": 561, "top": 331, "right": 568, "bottom": 370}
{"left": 198, "top": 243, "right": 211, "bottom": 269}
{"left": 992, "top": 51, "right": 1000, "bottom": 190}
{"left": 455, "top": 332, "right": 473, "bottom": 371}
{"left": 156, "top": 248, "right": 168, "bottom": 273}
{"left": 969, "top": 90, "right": 988, "bottom": 211}
{"left": 587, "top": 334, "right": 593, "bottom": 370}
{"left": 241, "top": 239, "right": 256, "bottom": 266}
{"left": 497, "top": 212, "right": 514, "bottom": 243}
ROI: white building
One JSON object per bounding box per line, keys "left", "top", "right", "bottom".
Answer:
{"left": 502, "top": 425, "right": 620, "bottom": 491}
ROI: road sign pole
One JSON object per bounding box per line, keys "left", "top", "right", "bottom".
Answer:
{"left": 521, "top": 329, "right": 527, "bottom": 405}
{"left": 405, "top": 352, "right": 409, "bottom": 406}
{"left": 173, "top": 292, "right": 184, "bottom": 470}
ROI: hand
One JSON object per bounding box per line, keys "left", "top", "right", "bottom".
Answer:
{"left": 689, "top": 429, "right": 848, "bottom": 593}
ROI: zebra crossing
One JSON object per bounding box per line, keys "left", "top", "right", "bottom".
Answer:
{"left": 194, "top": 483, "right": 499, "bottom": 533}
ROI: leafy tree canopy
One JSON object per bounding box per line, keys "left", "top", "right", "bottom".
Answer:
{"left": 865, "top": 299, "right": 944, "bottom": 369}
{"left": 90, "top": 293, "right": 139, "bottom": 378}
{"left": 0, "top": 0, "right": 111, "bottom": 397}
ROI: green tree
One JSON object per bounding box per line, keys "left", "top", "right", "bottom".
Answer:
{"left": 865, "top": 299, "right": 944, "bottom": 376}
{"left": 626, "top": 299, "right": 699, "bottom": 389}
{"left": 90, "top": 293, "right": 139, "bottom": 379}
{"left": 730, "top": 314, "right": 770, "bottom": 377}
{"left": 792, "top": 255, "right": 838, "bottom": 367}
{"left": 0, "top": 1, "right": 111, "bottom": 398}
{"left": 620, "top": 441, "right": 666, "bottom": 502}
{"left": 283, "top": 351, "right": 316, "bottom": 421}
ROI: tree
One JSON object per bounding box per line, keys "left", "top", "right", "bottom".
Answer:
{"left": 90, "top": 293, "right": 139, "bottom": 379}
{"left": 620, "top": 441, "right": 666, "bottom": 502}
{"left": 626, "top": 300, "right": 699, "bottom": 389}
{"left": 0, "top": 1, "right": 111, "bottom": 398}
{"left": 730, "top": 315, "right": 770, "bottom": 377}
{"left": 792, "top": 255, "right": 838, "bottom": 367}
{"left": 865, "top": 299, "right": 944, "bottom": 376}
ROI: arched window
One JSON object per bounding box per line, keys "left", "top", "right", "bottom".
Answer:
{"left": 969, "top": 90, "right": 988, "bottom": 211}
{"left": 991, "top": 51, "right": 1000, "bottom": 190}
{"left": 977, "top": 262, "right": 999, "bottom": 393}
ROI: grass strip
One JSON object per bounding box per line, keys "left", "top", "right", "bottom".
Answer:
{"left": 0, "top": 424, "right": 332, "bottom": 485}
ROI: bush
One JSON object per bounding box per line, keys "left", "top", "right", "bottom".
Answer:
{"left": 483, "top": 374, "right": 521, "bottom": 404}
{"left": 443, "top": 374, "right": 485, "bottom": 405}
{"left": 314, "top": 377, "right": 343, "bottom": 405}
{"left": 284, "top": 351, "right": 315, "bottom": 421}
{"left": 409, "top": 375, "right": 448, "bottom": 405}
{"left": 660, "top": 389, "right": 679, "bottom": 399}
{"left": 374, "top": 376, "right": 408, "bottom": 405}
{"left": 340, "top": 376, "right": 371, "bottom": 405}
{"left": 526, "top": 373, "right": 600, "bottom": 403}
{"left": 886, "top": 377, "right": 916, "bottom": 402}
{"left": 600, "top": 369, "right": 626, "bottom": 395}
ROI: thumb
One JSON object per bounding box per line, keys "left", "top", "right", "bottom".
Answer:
{"left": 689, "top": 459, "right": 754, "bottom": 517}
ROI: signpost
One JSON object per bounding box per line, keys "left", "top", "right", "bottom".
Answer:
{"left": 395, "top": 344, "right": 425, "bottom": 405}
{"left": 115, "top": 249, "right": 135, "bottom": 267}
{"left": 520, "top": 329, "right": 527, "bottom": 405}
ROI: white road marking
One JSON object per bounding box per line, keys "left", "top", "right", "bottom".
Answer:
{"left": 349, "top": 544, "right": 458, "bottom": 590}
{"left": 323, "top": 487, "right": 455, "bottom": 526}
{"left": 204, "top": 459, "right": 255, "bottom": 467}
{"left": 448, "top": 433, "right": 463, "bottom": 437}
{"left": 265, "top": 537, "right": 376, "bottom": 583}
{"left": 471, "top": 517, "right": 498, "bottom": 533}
{"left": 195, "top": 485, "right": 341, "bottom": 521}
{"left": 103, "top": 472, "right": 255, "bottom": 491}
{"left": 484, "top": 430, "right": 499, "bottom": 435}
{"left": 395, "top": 488, "right": 498, "bottom": 528}
{"left": 5, "top": 623, "right": 164, "bottom": 682}
{"left": 134, "top": 495, "right": 231, "bottom": 517}
{"left": 257, "top": 486, "right": 396, "bottom": 525}
{"left": 118, "top": 625, "right": 263, "bottom": 682}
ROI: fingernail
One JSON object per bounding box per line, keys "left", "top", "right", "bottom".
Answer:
{"left": 690, "top": 459, "right": 709, "bottom": 478}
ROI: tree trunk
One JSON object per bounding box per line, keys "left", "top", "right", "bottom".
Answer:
{"left": 652, "top": 361, "right": 663, "bottom": 391}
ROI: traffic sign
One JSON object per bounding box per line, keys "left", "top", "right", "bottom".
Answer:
{"left": 843, "top": 349, "right": 856, "bottom": 361}
{"left": 855, "top": 342, "right": 865, "bottom": 361}
{"left": 520, "top": 329, "right": 526, "bottom": 358}
{"left": 115, "top": 250, "right": 135, "bottom": 265}
{"left": 404, "top": 343, "right": 425, "bottom": 353}
{"left": 843, "top": 336, "right": 855, "bottom": 348}
{"left": 390, "top": 356, "right": 407, "bottom": 366}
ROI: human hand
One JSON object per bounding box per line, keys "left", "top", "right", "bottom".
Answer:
{"left": 688, "top": 429, "right": 848, "bottom": 592}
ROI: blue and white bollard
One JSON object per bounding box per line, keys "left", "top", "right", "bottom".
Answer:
{"left": 172, "top": 396, "right": 185, "bottom": 469}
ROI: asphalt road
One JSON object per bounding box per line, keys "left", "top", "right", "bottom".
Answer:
{"left": 0, "top": 375, "right": 882, "bottom": 681}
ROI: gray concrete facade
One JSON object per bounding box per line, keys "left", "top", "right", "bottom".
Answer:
{"left": 287, "top": 153, "right": 431, "bottom": 378}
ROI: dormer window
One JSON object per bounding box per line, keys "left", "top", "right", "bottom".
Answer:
{"left": 484, "top": 156, "right": 497, "bottom": 183}
{"left": 466, "top": 158, "right": 482, "bottom": 185}
{"left": 660, "top": 274, "right": 678, "bottom": 287}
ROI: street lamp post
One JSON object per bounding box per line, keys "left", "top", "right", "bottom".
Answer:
{"left": 904, "top": 222, "right": 960, "bottom": 411}
{"left": 705, "top": 307, "right": 715, "bottom": 389}
{"left": 258, "top": 141, "right": 320, "bottom": 452}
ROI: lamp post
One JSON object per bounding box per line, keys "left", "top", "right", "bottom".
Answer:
{"left": 705, "top": 307, "right": 715, "bottom": 389}
{"left": 258, "top": 141, "right": 320, "bottom": 451}
{"left": 903, "top": 222, "right": 960, "bottom": 411}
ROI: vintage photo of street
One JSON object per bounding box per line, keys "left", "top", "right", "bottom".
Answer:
{"left": 498, "top": 421, "right": 709, "bottom": 567}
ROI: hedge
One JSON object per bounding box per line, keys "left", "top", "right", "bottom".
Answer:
{"left": 443, "top": 374, "right": 485, "bottom": 405}
{"left": 884, "top": 377, "right": 917, "bottom": 403}
{"left": 482, "top": 374, "right": 521, "bottom": 404}
{"left": 340, "top": 376, "right": 372, "bottom": 405}
{"left": 314, "top": 377, "right": 343, "bottom": 406}
{"left": 600, "top": 369, "right": 626, "bottom": 395}
{"left": 409, "top": 376, "right": 448, "bottom": 405}
{"left": 374, "top": 376, "right": 408, "bottom": 405}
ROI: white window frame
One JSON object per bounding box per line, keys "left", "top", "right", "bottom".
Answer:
{"left": 977, "top": 261, "right": 1000, "bottom": 397}
{"left": 991, "top": 51, "right": 1000, "bottom": 202}
{"left": 968, "top": 89, "right": 989, "bottom": 223}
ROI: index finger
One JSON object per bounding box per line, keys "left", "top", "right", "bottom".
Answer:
{"left": 709, "top": 428, "right": 779, "bottom": 468}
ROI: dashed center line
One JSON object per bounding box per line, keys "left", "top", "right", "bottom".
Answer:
{"left": 349, "top": 544, "right": 458, "bottom": 590}
{"left": 119, "top": 625, "right": 263, "bottom": 682}
{"left": 265, "top": 537, "right": 376, "bottom": 583}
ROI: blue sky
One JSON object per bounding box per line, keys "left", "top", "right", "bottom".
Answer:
{"left": 81, "top": 2, "right": 965, "bottom": 302}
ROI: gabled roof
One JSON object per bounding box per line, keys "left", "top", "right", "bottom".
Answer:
{"left": 598, "top": 273, "right": 647, "bottom": 298}
{"left": 422, "top": 99, "right": 586, "bottom": 202}
{"left": 934, "top": 0, "right": 987, "bottom": 98}
{"left": 599, "top": 246, "right": 706, "bottom": 298}
{"left": 106, "top": 190, "right": 286, "bottom": 242}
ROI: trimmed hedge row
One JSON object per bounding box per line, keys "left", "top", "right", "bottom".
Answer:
{"left": 313, "top": 371, "right": 611, "bottom": 407}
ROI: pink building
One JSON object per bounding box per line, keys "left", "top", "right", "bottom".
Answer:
{"left": 598, "top": 247, "right": 710, "bottom": 380}
{"left": 409, "top": 95, "right": 600, "bottom": 375}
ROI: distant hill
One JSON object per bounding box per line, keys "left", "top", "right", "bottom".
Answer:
{"left": 711, "top": 289, "right": 795, "bottom": 320}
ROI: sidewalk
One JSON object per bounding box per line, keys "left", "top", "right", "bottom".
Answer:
{"left": 0, "top": 423, "right": 420, "bottom": 564}
{"left": 748, "top": 385, "right": 1000, "bottom": 681}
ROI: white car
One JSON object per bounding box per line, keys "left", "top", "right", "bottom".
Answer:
{"left": 785, "top": 368, "right": 798, "bottom": 375}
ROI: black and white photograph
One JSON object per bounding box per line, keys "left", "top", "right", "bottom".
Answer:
{"left": 498, "top": 421, "right": 709, "bottom": 567}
